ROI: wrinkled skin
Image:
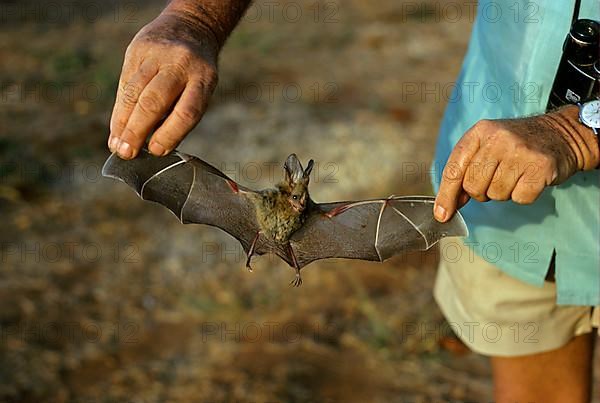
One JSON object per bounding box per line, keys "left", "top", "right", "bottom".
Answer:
{"left": 108, "top": 12, "right": 218, "bottom": 159}
{"left": 108, "top": 0, "right": 251, "bottom": 159}
{"left": 434, "top": 105, "right": 600, "bottom": 222}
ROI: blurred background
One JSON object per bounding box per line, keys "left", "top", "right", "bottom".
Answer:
{"left": 0, "top": 0, "right": 597, "bottom": 402}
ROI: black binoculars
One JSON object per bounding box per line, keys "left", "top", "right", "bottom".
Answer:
{"left": 547, "top": 18, "right": 599, "bottom": 110}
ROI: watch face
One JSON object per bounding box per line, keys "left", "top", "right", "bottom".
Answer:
{"left": 580, "top": 100, "right": 600, "bottom": 129}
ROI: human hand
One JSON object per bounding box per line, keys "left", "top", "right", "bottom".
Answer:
{"left": 434, "top": 106, "right": 600, "bottom": 222}
{"left": 108, "top": 11, "right": 219, "bottom": 159}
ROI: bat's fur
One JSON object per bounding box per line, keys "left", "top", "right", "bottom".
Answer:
{"left": 252, "top": 181, "right": 312, "bottom": 243}
{"left": 250, "top": 155, "right": 314, "bottom": 243}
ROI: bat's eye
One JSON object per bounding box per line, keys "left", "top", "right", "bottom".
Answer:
{"left": 292, "top": 195, "right": 299, "bottom": 200}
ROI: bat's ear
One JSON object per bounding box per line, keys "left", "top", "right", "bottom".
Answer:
{"left": 284, "top": 154, "right": 305, "bottom": 184}
{"left": 304, "top": 159, "right": 314, "bottom": 179}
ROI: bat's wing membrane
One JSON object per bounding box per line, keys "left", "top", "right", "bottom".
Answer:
{"left": 290, "top": 201, "right": 382, "bottom": 267}
{"left": 102, "top": 150, "right": 261, "bottom": 253}
{"left": 381, "top": 196, "right": 468, "bottom": 253}
{"left": 290, "top": 196, "right": 468, "bottom": 268}
{"left": 103, "top": 152, "right": 468, "bottom": 270}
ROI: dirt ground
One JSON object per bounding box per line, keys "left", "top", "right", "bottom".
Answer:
{"left": 1, "top": 0, "right": 598, "bottom": 402}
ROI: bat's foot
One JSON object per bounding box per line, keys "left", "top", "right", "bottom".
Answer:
{"left": 286, "top": 243, "right": 303, "bottom": 287}
{"left": 289, "top": 272, "right": 303, "bottom": 287}
{"left": 245, "top": 253, "right": 253, "bottom": 272}
{"left": 245, "top": 232, "right": 260, "bottom": 273}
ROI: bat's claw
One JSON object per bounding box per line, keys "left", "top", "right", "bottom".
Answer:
{"left": 246, "top": 232, "right": 260, "bottom": 272}
{"left": 245, "top": 256, "right": 253, "bottom": 272}
{"left": 289, "top": 273, "right": 303, "bottom": 287}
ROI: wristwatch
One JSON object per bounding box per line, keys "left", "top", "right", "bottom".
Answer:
{"left": 579, "top": 99, "right": 600, "bottom": 135}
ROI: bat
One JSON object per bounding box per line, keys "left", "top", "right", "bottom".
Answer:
{"left": 102, "top": 150, "right": 468, "bottom": 286}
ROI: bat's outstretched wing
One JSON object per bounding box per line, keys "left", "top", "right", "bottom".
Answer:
{"left": 103, "top": 151, "right": 468, "bottom": 275}
{"left": 289, "top": 197, "right": 468, "bottom": 268}
{"left": 102, "top": 150, "right": 262, "bottom": 253}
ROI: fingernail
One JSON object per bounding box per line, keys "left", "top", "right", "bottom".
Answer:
{"left": 118, "top": 141, "right": 133, "bottom": 159}
{"left": 149, "top": 142, "right": 166, "bottom": 156}
{"left": 108, "top": 136, "right": 119, "bottom": 152}
{"left": 434, "top": 204, "right": 448, "bottom": 222}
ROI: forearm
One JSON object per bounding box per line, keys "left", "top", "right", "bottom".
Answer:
{"left": 542, "top": 105, "right": 600, "bottom": 171}
{"left": 164, "top": 0, "right": 252, "bottom": 49}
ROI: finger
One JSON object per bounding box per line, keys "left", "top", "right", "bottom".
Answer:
{"left": 116, "top": 69, "right": 187, "bottom": 159}
{"left": 148, "top": 80, "right": 213, "bottom": 156}
{"left": 434, "top": 132, "right": 480, "bottom": 222}
{"left": 511, "top": 175, "right": 546, "bottom": 204}
{"left": 109, "top": 55, "right": 138, "bottom": 136}
{"left": 462, "top": 149, "right": 499, "bottom": 202}
{"left": 486, "top": 161, "right": 521, "bottom": 201}
{"left": 109, "top": 59, "right": 158, "bottom": 151}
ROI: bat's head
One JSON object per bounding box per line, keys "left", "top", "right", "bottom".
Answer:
{"left": 282, "top": 153, "right": 314, "bottom": 213}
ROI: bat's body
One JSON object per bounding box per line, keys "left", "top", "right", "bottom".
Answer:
{"left": 251, "top": 188, "right": 308, "bottom": 243}
{"left": 102, "top": 150, "right": 468, "bottom": 286}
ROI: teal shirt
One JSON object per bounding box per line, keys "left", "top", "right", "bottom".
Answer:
{"left": 432, "top": 0, "right": 599, "bottom": 305}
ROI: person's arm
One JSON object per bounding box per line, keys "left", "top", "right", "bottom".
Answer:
{"left": 108, "top": 0, "right": 252, "bottom": 160}
{"left": 433, "top": 105, "right": 600, "bottom": 222}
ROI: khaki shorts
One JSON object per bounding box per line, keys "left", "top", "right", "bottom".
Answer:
{"left": 434, "top": 239, "right": 599, "bottom": 357}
